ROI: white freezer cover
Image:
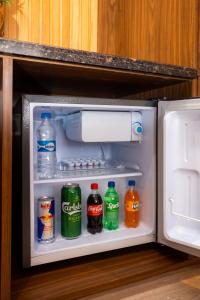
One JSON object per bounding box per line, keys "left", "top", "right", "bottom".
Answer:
{"left": 65, "top": 110, "right": 142, "bottom": 142}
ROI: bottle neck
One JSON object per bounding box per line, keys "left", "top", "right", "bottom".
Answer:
{"left": 129, "top": 186, "right": 134, "bottom": 190}
{"left": 42, "top": 118, "right": 50, "bottom": 123}
{"left": 91, "top": 189, "right": 98, "bottom": 194}
{"left": 108, "top": 186, "right": 115, "bottom": 191}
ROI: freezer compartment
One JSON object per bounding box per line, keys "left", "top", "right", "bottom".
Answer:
{"left": 164, "top": 110, "right": 200, "bottom": 249}
{"left": 23, "top": 100, "right": 156, "bottom": 267}
{"left": 65, "top": 111, "right": 143, "bottom": 142}
{"left": 32, "top": 105, "right": 149, "bottom": 181}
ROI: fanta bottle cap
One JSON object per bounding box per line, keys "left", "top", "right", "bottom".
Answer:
{"left": 108, "top": 181, "right": 115, "bottom": 188}
{"left": 41, "top": 112, "right": 51, "bottom": 119}
{"left": 128, "top": 180, "right": 135, "bottom": 186}
{"left": 91, "top": 183, "right": 98, "bottom": 189}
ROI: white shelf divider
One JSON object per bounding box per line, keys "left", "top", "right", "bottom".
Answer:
{"left": 34, "top": 168, "right": 143, "bottom": 184}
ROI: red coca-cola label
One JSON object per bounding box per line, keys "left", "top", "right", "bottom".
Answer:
{"left": 87, "top": 204, "right": 103, "bottom": 216}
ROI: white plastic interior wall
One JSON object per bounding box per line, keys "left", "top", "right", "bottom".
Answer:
{"left": 26, "top": 103, "right": 157, "bottom": 266}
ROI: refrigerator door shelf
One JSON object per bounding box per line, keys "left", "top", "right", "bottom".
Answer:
{"left": 158, "top": 98, "right": 200, "bottom": 257}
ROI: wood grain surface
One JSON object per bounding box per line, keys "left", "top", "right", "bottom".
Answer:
{"left": 12, "top": 57, "right": 190, "bottom": 99}
{"left": 0, "top": 57, "right": 13, "bottom": 300}
{"left": 11, "top": 245, "right": 200, "bottom": 300}
{"left": 4, "top": 0, "right": 98, "bottom": 52}
{"left": 3, "top": 0, "right": 199, "bottom": 68}
{"left": 98, "top": 0, "right": 199, "bottom": 68}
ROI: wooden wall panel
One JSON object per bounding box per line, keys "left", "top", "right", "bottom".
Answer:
{"left": 3, "top": 0, "right": 199, "bottom": 69}
{"left": 98, "top": 0, "right": 199, "bottom": 68}
{"left": 69, "top": 0, "right": 98, "bottom": 51}
{"left": 4, "top": 0, "right": 98, "bottom": 52}
{"left": 0, "top": 57, "right": 13, "bottom": 300}
{"left": 3, "top": 0, "right": 199, "bottom": 68}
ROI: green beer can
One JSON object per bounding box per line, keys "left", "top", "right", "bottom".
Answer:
{"left": 61, "top": 183, "right": 81, "bottom": 239}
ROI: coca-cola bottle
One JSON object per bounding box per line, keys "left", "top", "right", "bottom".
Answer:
{"left": 87, "top": 183, "right": 103, "bottom": 234}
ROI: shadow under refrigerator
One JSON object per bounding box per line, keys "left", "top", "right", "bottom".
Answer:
{"left": 22, "top": 95, "right": 200, "bottom": 267}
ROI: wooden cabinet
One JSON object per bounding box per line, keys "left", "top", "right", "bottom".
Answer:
{"left": 0, "top": 39, "right": 198, "bottom": 300}
{"left": 4, "top": 0, "right": 199, "bottom": 67}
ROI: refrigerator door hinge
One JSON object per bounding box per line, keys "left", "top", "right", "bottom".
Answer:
{"left": 147, "top": 97, "right": 168, "bottom": 106}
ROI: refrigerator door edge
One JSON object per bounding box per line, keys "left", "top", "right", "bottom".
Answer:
{"left": 22, "top": 95, "right": 32, "bottom": 267}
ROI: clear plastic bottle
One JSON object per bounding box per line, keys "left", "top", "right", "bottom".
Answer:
{"left": 37, "top": 112, "right": 56, "bottom": 179}
{"left": 124, "top": 180, "right": 140, "bottom": 228}
{"left": 104, "top": 181, "right": 119, "bottom": 230}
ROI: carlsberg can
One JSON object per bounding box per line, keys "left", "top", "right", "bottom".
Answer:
{"left": 61, "top": 183, "right": 81, "bottom": 239}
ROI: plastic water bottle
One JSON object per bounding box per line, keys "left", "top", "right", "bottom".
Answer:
{"left": 37, "top": 112, "right": 56, "bottom": 179}
{"left": 104, "top": 181, "right": 119, "bottom": 230}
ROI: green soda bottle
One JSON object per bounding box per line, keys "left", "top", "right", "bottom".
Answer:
{"left": 104, "top": 181, "right": 119, "bottom": 230}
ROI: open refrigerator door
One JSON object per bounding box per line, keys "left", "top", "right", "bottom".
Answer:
{"left": 158, "top": 98, "right": 200, "bottom": 257}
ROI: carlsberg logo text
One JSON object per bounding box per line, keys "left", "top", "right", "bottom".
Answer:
{"left": 107, "top": 203, "right": 119, "bottom": 210}
{"left": 62, "top": 202, "right": 81, "bottom": 216}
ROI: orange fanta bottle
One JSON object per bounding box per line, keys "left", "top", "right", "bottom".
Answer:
{"left": 125, "top": 180, "right": 140, "bottom": 228}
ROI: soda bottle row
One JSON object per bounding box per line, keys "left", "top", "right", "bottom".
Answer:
{"left": 37, "top": 180, "right": 140, "bottom": 243}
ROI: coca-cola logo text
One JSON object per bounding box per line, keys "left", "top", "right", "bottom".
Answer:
{"left": 88, "top": 204, "right": 103, "bottom": 216}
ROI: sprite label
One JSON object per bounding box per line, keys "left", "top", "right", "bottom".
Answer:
{"left": 105, "top": 201, "right": 119, "bottom": 212}
{"left": 61, "top": 184, "right": 81, "bottom": 239}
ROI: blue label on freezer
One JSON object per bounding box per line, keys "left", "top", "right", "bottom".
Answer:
{"left": 37, "top": 140, "right": 56, "bottom": 152}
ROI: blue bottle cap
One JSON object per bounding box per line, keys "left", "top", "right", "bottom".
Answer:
{"left": 41, "top": 112, "right": 51, "bottom": 119}
{"left": 128, "top": 180, "right": 135, "bottom": 186}
{"left": 108, "top": 181, "right": 115, "bottom": 188}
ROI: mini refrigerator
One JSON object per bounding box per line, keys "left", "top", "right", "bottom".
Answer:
{"left": 22, "top": 95, "right": 200, "bottom": 267}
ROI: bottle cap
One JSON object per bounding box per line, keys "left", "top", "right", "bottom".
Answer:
{"left": 41, "top": 112, "right": 51, "bottom": 119}
{"left": 91, "top": 183, "right": 98, "bottom": 190}
{"left": 128, "top": 180, "right": 135, "bottom": 186}
{"left": 108, "top": 181, "right": 115, "bottom": 188}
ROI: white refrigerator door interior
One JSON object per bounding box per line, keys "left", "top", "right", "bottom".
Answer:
{"left": 158, "top": 98, "right": 200, "bottom": 257}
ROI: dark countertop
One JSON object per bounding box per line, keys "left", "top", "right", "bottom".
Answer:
{"left": 0, "top": 38, "right": 197, "bottom": 79}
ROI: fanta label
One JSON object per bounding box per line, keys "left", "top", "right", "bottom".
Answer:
{"left": 126, "top": 201, "right": 139, "bottom": 212}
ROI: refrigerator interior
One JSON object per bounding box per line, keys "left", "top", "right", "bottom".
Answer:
{"left": 25, "top": 102, "right": 156, "bottom": 266}
{"left": 164, "top": 110, "right": 200, "bottom": 250}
